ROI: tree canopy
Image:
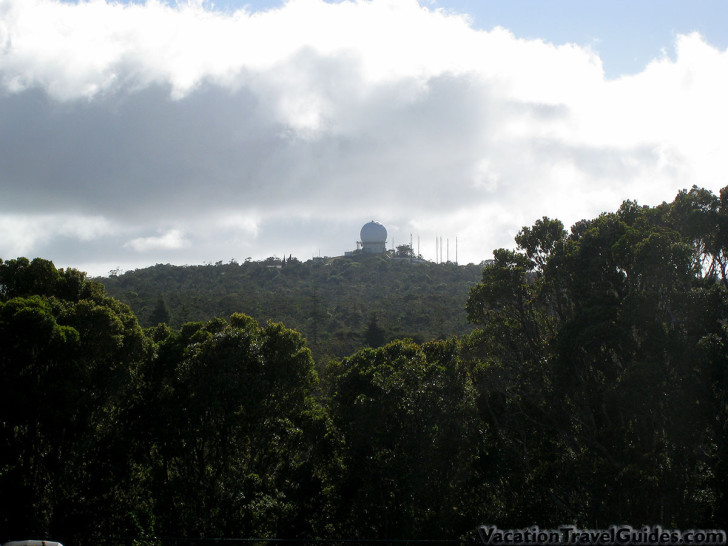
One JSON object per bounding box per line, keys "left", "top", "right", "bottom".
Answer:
{"left": 99, "top": 254, "right": 483, "bottom": 362}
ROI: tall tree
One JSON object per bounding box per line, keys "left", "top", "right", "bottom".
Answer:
{"left": 137, "top": 314, "right": 329, "bottom": 540}
{"left": 0, "top": 258, "right": 151, "bottom": 545}
{"left": 364, "top": 313, "right": 386, "bottom": 348}
{"left": 464, "top": 186, "right": 728, "bottom": 527}
{"left": 326, "top": 339, "right": 487, "bottom": 540}
{"left": 148, "top": 293, "right": 171, "bottom": 325}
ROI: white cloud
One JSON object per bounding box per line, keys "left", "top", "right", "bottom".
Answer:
{"left": 124, "top": 229, "right": 189, "bottom": 252}
{"left": 0, "top": 213, "right": 114, "bottom": 256}
{"left": 0, "top": 0, "right": 726, "bottom": 271}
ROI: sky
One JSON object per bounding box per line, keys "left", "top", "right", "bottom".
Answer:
{"left": 1, "top": 0, "right": 727, "bottom": 275}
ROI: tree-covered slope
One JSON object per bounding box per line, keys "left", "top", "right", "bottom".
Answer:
{"left": 99, "top": 254, "right": 484, "bottom": 360}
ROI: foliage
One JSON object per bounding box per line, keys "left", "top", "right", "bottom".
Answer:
{"left": 148, "top": 293, "right": 171, "bottom": 326}
{"left": 463, "top": 187, "right": 728, "bottom": 526}
{"left": 134, "top": 315, "right": 329, "bottom": 539}
{"left": 363, "top": 313, "right": 386, "bottom": 348}
{"left": 98, "top": 255, "right": 483, "bottom": 362}
{"left": 0, "top": 258, "right": 151, "bottom": 544}
{"left": 324, "top": 338, "right": 489, "bottom": 540}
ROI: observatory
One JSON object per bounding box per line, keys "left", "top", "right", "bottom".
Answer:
{"left": 360, "top": 220, "right": 387, "bottom": 254}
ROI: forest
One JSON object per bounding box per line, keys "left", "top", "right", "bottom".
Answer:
{"left": 99, "top": 253, "right": 485, "bottom": 362}
{"left": 1, "top": 185, "right": 727, "bottom": 545}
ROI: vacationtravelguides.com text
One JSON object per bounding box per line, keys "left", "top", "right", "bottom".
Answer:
{"left": 477, "top": 525, "right": 727, "bottom": 545}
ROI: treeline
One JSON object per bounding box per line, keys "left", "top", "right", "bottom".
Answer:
{"left": 99, "top": 254, "right": 484, "bottom": 361}
{"left": 1, "top": 185, "right": 727, "bottom": 545}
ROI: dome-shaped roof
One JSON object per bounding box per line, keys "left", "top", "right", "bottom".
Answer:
{"left": 360, "top": 221, "right": 387, "bottom": 243}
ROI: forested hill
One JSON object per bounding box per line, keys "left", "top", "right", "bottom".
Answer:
{"left": 98, "top": 255, "right": 485, "bottom": 360}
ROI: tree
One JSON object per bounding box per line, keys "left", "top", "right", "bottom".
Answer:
{"left": 138, "top": 314, "right": 329, "bottom": 539}
{"left": 514, "top": 216, "right": 566, "bottom": 272}
{"left": 0, "top": 259, "right": 150, "bottom": 545}
{"left": 395, "top": 244, "right": 414, "bottom": 258}
{"left": 463, "top": 187, "right": 728, "bottom": 527}
{"left": 326, "top": 338, "right": 486, "bottom": 540}
{"left": 148, "top": 293, "right": 171, "bottom": 325}
{"left": 364, "top": 313, "right": 386, "bottom": 347}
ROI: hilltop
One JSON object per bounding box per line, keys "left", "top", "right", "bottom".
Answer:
{"left": 98, "top": 253, "right": 485, "bottom": 360}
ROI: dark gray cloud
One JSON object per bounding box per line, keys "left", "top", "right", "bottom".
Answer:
{"left": 1, "top": 70, "right": 497, "bottom": 220}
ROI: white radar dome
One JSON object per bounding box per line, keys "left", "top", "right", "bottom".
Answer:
{"left": 360, "top": 221, "right": 387, "bottom": 243}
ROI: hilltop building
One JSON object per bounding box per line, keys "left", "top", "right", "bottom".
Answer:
{"left": 360, "top": 220, "right": 388, "bottom": 254}
{"left": 345, "top": 221, "right": 388, "bottom": 256}
{"left": 341, "top": 220, "right": 432, "bottom": 263}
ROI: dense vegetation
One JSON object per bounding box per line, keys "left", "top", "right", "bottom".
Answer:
{"left": 99, "top": 255, "right": 484, "bottom": 361}
{"left": 1, "top": 185, "right": 727, "bottom": 545}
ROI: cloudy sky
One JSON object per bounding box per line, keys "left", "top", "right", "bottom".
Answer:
{"left": 1, "top": 0, "right": 727, "bottom": 275}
